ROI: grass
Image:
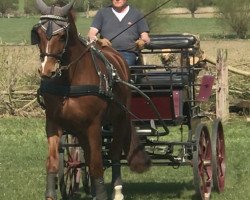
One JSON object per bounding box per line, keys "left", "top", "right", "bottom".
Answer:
{"left": 0, "top": 116, "right": 249, "bottom": 200}
{"left": 157, "top": 18, "right": 225, "bottom": 39}
{"left": 0, "top": 16, "right": 93, "bottom": 44}
{"left": 0, "top": 16, "right": 236, "bottom": 44}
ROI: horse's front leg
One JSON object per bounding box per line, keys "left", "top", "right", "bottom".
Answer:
{"left": 45, "top": 128, "right": 62, "bottom": 200}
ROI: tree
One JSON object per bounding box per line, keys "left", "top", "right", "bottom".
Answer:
{"left": 129, "top": 0, "right": 168, "bottom": 31}
{"left": 200, "top": 0, "right": 214, "bottom": 6}
{"left": 184, "top": 0, "right": 201, "bottom": 18}
{"left": 0, "top": 0, "right": 18, "bottom": 17}
{"left": 24, "top": 0, "right": 69, "bottom": 15}
{"left": 215, "top": 0, "right": 250, "bottom": 38}
{"left": 24, "top": 0, "right": 37, "bottom": 14}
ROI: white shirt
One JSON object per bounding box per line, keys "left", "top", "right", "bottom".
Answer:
{"left": 112, "top": 6, "right": 130, "bottom": 22}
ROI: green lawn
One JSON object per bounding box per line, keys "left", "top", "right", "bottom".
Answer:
{"left": 0, "top": 116, "right": 249, "bottom": 200}
{"left": 0, "top": 16, "right": 232, "bottom": 44}
{"left": 0, "top": 16, "right": 93, "bottom": 44}
{"left": 158, "top": 18, "right": 225, "bottom": 39}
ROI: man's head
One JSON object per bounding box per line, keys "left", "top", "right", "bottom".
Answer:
{"left": 112, "top": 0, "right": 128, "bottom": 11}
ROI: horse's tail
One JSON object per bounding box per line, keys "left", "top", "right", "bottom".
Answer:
{"left": 125, "top": 124, "right": 151, "bottom": 173}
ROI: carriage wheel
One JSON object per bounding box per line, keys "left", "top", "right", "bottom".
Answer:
{"left": 193, "top": 124, "right": 212, "bottom": 200}
{"left": 211, "top": 119, "right": 226, "bottom": 193}
{"left": 59, "top": 135, "right": 82, "bottom": 200}
{"left": 81, "top": 158, "right": 92, "bottom": 195}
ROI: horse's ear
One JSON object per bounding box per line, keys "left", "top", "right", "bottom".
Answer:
{"left": 35, "top": 0, "right": 50, "bottom": 14}
{"left": 60, "top": 0, "right": 75, "bottom": 16}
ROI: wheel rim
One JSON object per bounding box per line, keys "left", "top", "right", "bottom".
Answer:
{"left": 212, "top": 119, "right": 226, "bottom": 193}
{"left": 59, "top": 135, "right": 81, "bottom": 199}
{"left": 193, "top": 124, "right": 212, "bottom": 200}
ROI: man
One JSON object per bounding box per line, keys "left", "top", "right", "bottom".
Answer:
{"left": 87, "top": 0, "right": 150, "bottom": 65}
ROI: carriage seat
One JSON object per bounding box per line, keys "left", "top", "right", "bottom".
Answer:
{"left": 131, "top": 67, "right": 193, "bottom": 88}
{"left": 145, "top": 34, "right": 198, "bottom": 49}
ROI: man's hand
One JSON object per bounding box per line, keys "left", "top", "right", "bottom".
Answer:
{"left": 135, "top": 39, "right": 145, "bottom": 50}
{"left": 97, "top": 38, "right": 112, "bottom": 47}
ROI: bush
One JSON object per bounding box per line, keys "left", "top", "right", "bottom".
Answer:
{"left": 0, "top": 0, "right": 18, "bottom": 17}
{"left": 215, "top": 0, "right": 250, "bottom": 39}
{"left": 129, "top": 0, "right": 168, "bottom": 31}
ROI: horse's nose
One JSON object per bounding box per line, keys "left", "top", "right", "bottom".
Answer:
{"left": 38, "top": 64, "right": 57, "bottom": 79}
{"left": 39, "top": 68, "right": 55, "bottom": 79}
{"left": 41, "top": 74, "right": 53, "bottom": 80}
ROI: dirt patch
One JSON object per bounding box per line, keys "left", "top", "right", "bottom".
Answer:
{"left": 201, "top": 40, "right": 250, "bottom": 66}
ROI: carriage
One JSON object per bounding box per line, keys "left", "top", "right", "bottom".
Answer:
{"left": 58, "top": 34, "right": 226, "bottom": 200}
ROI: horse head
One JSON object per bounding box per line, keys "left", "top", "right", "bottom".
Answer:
{"left": 32, "top": 0, "right": 75, "bottom": 79}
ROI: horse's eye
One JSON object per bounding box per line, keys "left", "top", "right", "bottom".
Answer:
{"left": 40, "top": 54, "right": 45, "bottom": 61}
{"left": 59, "top": 35, "right": 66, "bottom": 42}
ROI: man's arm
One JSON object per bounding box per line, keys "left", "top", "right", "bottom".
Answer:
{"left": 87, "top": 27, "right": 99, "bottom": 42}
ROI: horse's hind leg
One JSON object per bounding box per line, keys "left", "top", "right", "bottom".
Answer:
{"left": 110, "top": 119, "right": 129, "bottom": 200}
{"left": 86, "top": 122, "right": 108, "bottom": 200}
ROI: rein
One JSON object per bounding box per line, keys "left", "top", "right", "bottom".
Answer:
{"left": 60, "top": 42, "right": 92, "bottom": 71}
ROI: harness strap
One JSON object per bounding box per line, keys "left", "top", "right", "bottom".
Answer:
{"left": 60, "top": 43, "right": 92, "bottom": 70}
{"left": 40, "top": 80, "right": 108, "bottom": 98}
{"left": 90, "top": 45, "right": 118, "bottom": 93}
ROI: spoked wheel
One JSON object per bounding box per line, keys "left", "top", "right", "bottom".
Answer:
{"left": 82, "top": 165, "right": 92, "bottom": 196}
{"left": 193, "top": 123, "right": 212, "bottom": 200}
{"left": 59, "top": 134, "right": 83, "bottom": 200}
{"left": 211, "top": 119, "right": 226, "bottom": 193}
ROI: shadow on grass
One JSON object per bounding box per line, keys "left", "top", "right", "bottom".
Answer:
{"left": 63, "top": 181, "right": 200, "bottom": 200}
{"left": 122, "top": 181, "right": 199, "bottom": 200}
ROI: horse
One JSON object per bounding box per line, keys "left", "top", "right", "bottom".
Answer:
{"left": 32, "top": 0, "right": 151, "bottom": 199}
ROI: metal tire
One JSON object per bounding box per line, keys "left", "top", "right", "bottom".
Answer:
{"left": 58, "top": 135, "right": 81, "bottom": 200}
{"left": 193, "top": 123, "right": 212, "bottom": 200}
{"left": 211, "top": 119, "right": 226, "bottom": 193}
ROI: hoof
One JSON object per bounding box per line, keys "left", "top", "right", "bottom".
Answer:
{"left": 112, "top": 185, "right": 124, "bottom": 200}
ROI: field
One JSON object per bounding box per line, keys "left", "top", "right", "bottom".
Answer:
{"left": 0, "top": 16, "right": 237, "bottom": 44}
{"left": 0, "top": 116, "right": 249, "bottom": 200}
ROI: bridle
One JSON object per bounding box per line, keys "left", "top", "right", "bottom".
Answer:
{"left": 39, "top": 15, "right": 70, "bottom": 61}
{"left": 31, "top": 13, "right": 72, "bottom": 78}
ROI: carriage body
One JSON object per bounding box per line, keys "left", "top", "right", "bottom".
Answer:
{"left": 60, "top": 34, "right": 226, "bottom": 200}
{"left": 98, "top": 34, "right": 209, "bottom": 166}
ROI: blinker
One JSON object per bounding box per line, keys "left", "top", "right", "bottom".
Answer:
{"left": 31, "top": 23, "right": 41, "bottom": 45}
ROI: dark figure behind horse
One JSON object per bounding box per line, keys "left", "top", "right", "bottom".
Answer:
{"left": 32, "top": 0, "right": 151, "bottom": 199}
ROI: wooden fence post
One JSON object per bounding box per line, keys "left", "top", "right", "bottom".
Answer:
{"left": 216, "top": 49, "right": 229, "bottom": 121}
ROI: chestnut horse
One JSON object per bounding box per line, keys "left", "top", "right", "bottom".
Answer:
{"left": 32, "top": 0, "right": 151, "bottom": 200}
